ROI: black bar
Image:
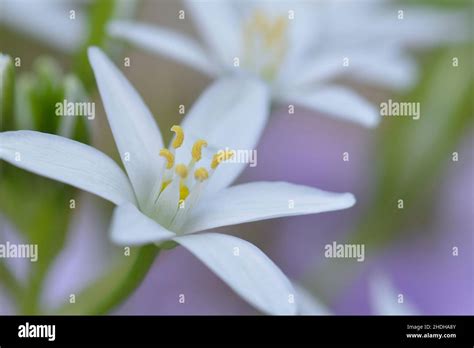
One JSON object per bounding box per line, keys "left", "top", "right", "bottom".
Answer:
{"left": 0, "top": 315, "right": 472, "bottom": 346}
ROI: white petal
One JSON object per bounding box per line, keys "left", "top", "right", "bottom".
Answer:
{"left": 108, "top": 21, "right": 218, "bottom": 76}
{"left": 183, "top": 181, "right": 355, "bottom": 234}
{"left": 289, "top": 49, "right": 418, "bottom": 91}
{"left": 284, "top": 54, "right": 345, "bottom": 88}
{"left": 88, "top": 47, "right": 164, "bottom": 205}
{"left": 273, "top": 2, "right": 324, "bottom": 82}
{"left": 369, "top": 273, "right": 418, "bottom": 315}
{"left": 174, "top": 232, "right": 296, "bottom": 315}
{"left": 367, "top": 8, "right": 469, "bottom": 49}
{"left": 0, "top": 131, "right": 135, "bottom": 205}
{"left": 184, "top": 0, "right": 240, "bottom": 67}
{"left": 154, "top": 178, "right": 180, "bottom": 228}
{"left": 292, "top": 282, "right": 331, "bottom": 315}
{"left": 110, "top": 203, "right": 175, "bottom": 246}
{"left": 346, "top": 52, "right": 418, "bottom": 90}
{"left": 283, "top": 86, "right": 379, "bottom": 128}
{"left": 176, "top": 77, "right": 270, "bottom": 193}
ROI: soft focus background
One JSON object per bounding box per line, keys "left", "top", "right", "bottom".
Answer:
{"left": 0, "top": 0, "right": 473, "bottom": 315}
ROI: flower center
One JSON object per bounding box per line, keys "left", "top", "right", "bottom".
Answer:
{"left": 148, "top": 125, "right": 234, "bottom": 232}
{"left": 242, "top": 10, "right": 288, "bottom": 82}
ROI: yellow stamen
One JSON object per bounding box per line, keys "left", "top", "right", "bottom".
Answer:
{"left": 171, "top": 125, "right": 184, "bottom": 149}
{"left": 179, "top": 184, "right": 190, "bottom": 201}
{"left": 243, "top": 10, "right": 288, "bottom": 81}
{"left": 191, "top": 139, "right": 208, "bottom": 162}
{"left": 253, "top": 10, "right": 270, "bottom": 32}
{"left": 211, "top": 150, "right": 235, "bottom": 169}
{"left": 266, "top": 16, "right": 287, "bottom": 46}
{"left": 159, "top": 149, "right": 174, "bottom": 169}
{"left": 194, "top": 167, "right": 209, "bottom": 182}
{"left": 175, "top": 163, "right": 188, "bottom": 179}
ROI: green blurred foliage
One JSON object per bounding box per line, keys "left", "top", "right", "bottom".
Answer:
{"left": 307, "top": 43, "right": 473, "bottom": 303}
{"left": 0, "top": 170, "right": 75, "bottom": 313}
{"left": 0, "top": 55, "right": 91, "bottom": 313}
{"left": 74, "top": 0, "right": 117, "bottom": 91}
{"left": 0, "top": 0, "right": 139, "bottom": 314}
{"left": 53, "top": 245, "right": 159, "bottom": 315}
{"left": 1, "top": 55, "right": 15, "bottom": 131}
{"left": 2, "top": 55, "right": 91, "bottom": 143}
{"left": 353, "top": 46, "right": 473, "bottom": 248}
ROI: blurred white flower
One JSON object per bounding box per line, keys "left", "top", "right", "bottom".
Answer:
{"left": 108, "top": 0, "right": 467, "bottom": 128}
{"left": 369, "top": 272, "right": 418, "bottom": 315}
{"left": 0, "top": 47, "right": 356, "bottom": 315}
{"left": 0, "top": 0, "right": 87, "bottom": 52}
{"left": 293, "top": 273, "right": 418, "bottom": 315}
{"left": 0, "top": 0, "right": 138, "bottom": 53}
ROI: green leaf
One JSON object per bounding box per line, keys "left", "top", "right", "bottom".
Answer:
{"left": 13, "top": 74, "right": 35, "bottom": 130}
{"left": 0, "top": 169, "right": 75, "bottom": 313}
{"left": 307, "top": 46, "right": 473, "bottom": 302}
{"left": 354, "top": 46, "right": 473, "bottom": 247}
{"left": 74, "top": 0, "right": 117, "bottom": 91}
{"left": 0, "top": 53, "right": 15, "bottom": 131}
{"left": 57, "top": 74, "right": 91, "bottom": 143}
{"left": 51, "top": 245, "right": 160, "bottom": 315}
{"left": 30, "top": 57, "right": 65, "bottom": 133}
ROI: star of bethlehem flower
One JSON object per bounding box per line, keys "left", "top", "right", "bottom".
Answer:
{"left": 0, "top": 47, "right": 355, "bottom": 315}
{"left": 108, "top": 0, "right": 467, "bottom": 129}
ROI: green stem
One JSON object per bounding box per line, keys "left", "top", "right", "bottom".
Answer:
{"left": 95, "top": 245, "right": 160, "bottom": 315}
{"left": 0, "top": 261, "right": 22, "bottom": 305}
{"left": 53, "top": 245, "right": 160, "bottom": 315}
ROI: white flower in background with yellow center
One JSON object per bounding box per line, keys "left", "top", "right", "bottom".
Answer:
{"left": 240, "top": 10, "right": 289, "bottom": 82}
{"left": 0, "top": 47, "right": 355, "bottom": 315}
{"left": 108, "top": 0, "right": 468, "bottom": 128}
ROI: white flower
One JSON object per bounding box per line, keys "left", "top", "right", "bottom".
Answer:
{"left": 107, "top": 0, "right": 467, "bottom": 128}
{"left": 0, "top": 47, "right": 355, "bottom": 315}
{"left": 0, "top": 0, "right": 87, "bottom": 52}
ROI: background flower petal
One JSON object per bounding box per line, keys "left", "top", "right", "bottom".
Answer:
{"left": 184, "top": 0, "right": 241, "bottom": 67}
{"left": 108, "top": 21, "right": 218, "bottom": 76}
{"left": 284, "top": 86, "right": 379, "bottom": 128}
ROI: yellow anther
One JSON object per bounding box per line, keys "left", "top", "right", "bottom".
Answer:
{"left": 191, "top": 139, "right": 208, "bottom": 162}
{"left": 243, "top": 10, "right": 288, "bottom": 82}
{"left": 179, "top": 184, "right": 190, "bottom": 201}
{"left": 171, "top": 125, "right": 184, "bottom": 149}
{"left": 253, "top": 10, "right": 270, "bottom": 31}
{"left": 267, "top": 16, "right": 287, "bottom": 45}
{"left": 194, "top": 167, "right": 209, "bottom": 182}
{"left": 160, "top": 180, "right": 171, "bottom": 193}
{"left": 159, "top": 149, "right": 174, "bottom": 169}
{"left": 211, "top": 150, "right": 235, "bottom": 169}
{"left": 175, "top": 163, "right": 188, "bottom": 179}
